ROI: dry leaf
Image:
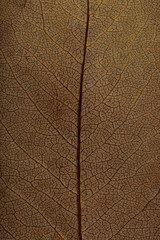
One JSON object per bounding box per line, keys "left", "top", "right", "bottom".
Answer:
{"left": 0, "top": 0, "right": 160, "bottom": 239}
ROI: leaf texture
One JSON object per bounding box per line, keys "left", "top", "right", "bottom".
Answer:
{"left": 0, "top": 0, "right": 160, "bottom": 240}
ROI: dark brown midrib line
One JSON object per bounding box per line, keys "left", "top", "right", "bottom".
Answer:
{"left": 77, "top": 1, "right": 90, "bottom": 240}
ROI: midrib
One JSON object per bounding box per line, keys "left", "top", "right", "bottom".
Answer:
{"left": 77, "top": 1, "right": 90, "bottom": 240}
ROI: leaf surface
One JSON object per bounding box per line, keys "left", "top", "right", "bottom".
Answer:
{"left": 0, "top": 0, "right": 160, "bottom": 240}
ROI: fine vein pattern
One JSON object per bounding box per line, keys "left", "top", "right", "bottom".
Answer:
{"left": 0, "top": 0, "right": 160, "bottom": 240}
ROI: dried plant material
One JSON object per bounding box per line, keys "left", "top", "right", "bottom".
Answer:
{"left": 0, "top": 0, "right": 160, "bottom": 239}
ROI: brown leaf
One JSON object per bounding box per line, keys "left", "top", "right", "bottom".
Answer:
{"left": 0, "top": 0, "right": 160, "bottom": 239}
